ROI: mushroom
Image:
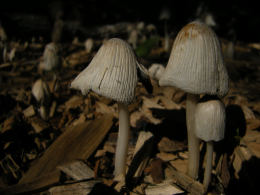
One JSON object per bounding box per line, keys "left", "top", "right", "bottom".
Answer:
{"left": 39, "top": 42, "right": 61, "bottom": 73}
{"left": 159, "top": 21, "right": 229, "bottom": 179}
{"left": 71, "top": 38, "right": 138, "bottom": 178}
{"left": 148, "top": 63, "right": 165, "bottom": 81}
{"left": 84, "top": 38, "right": 94, "bottom": 53}
{"left": 32, "top": 79, "right": 51, "bottom": 120}
{"left": 194, "top": 99, "right": 225, "bottom": 191}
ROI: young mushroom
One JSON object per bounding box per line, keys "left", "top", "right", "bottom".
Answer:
{"left": 194, "top": 99, "right": 225, "bottom": 191}
{"left": 159, "top": 21, "right": 229, "bottom": 179}
{"left": 39, "top": 42, "right": 61, "bottom": 81}
{"left": 71, "top": 38, "right": 138, "bottom": 178}
{"left": 32, "top": 79, "right": 51, "bottom": 120}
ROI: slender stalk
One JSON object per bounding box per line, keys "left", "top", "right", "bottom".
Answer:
{"left": 114, "top": 102, "right": 130, "bottom": 177}
{"left": 203, "top": 141, "right": 214, "bottom": 191}
{"left": 186, "top": 93, "right": 200, "bottom": 179}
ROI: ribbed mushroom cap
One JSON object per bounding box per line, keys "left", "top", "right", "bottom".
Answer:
{"left": 71, "top": 38, "right": 138, "bottom": 104}
{"left": 194, "top": 100, "right": 225, "bottom": 142}
{"left": 159, "top": 21, "right": 229, "bottom": 97}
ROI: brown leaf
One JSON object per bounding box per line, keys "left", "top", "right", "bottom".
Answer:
{"left": 158, "top": 137, "right": 185, "bottom": 153}
{"left": 147, "top": 158, "right": 164, "bottom": 184}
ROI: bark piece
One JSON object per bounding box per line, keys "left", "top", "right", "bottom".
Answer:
{"left": 126, "top": 131, "right": 154, "bottom": 180}
{"left": 166, "top": 164, "right": 205, "bottom": 195}
{"left": 48, "top": 180, "right": 101, "bottom": 195}
{"left": 19, "top": 114, "right": 113, "bottom": 185}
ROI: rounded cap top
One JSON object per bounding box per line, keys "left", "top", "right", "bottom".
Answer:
{"left": 32, "top": 79, "right": 50, "bottom": 103}
{"left": 42, "top": 42, "right": 60, "bottom": 71}
{"left": 159, "top": 21, "right": 229, "bottom": 97}
{"left": 71, "top": 38, "right": 138, "bottom": 104}
{"left": 194, "top": 100, "right": 226, "bottom": 142}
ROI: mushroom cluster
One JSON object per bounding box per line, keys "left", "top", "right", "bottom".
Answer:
{"left": 70, "top": 21, "right": 229, "bottom": 192}
{"left": 159, "top": 21, "right": 229, "bottom": 190}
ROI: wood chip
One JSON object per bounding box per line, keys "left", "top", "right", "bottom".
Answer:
{"left": 157, "top": 152, "right": 177, "bottom": 162}
{"left": 64, "top": 95, "right": 84, "bottom": 111}
{"left": 126, "top": 131, "right": 154, "bottom": 179}
{"left": 19, "top": 114, "right": 113, "bottom": 185}
{"left": 48, "top": 180, "right": 101, "bottom": 195}
{"left": 158, "top": 137, "right": 184, "bottom": 153}
{"left": 166, "top": 164, "right": 205, "bottom": 195}
{"left": 145, "top": 180, "right": 183, "bottom": 195}
{"left": 58, "top": 160, "right": 94, "bottom": 181}
{"left": 158, "top": 96, "right": 181, "bottom": 110}
{"left": 23, "top": 105, "right": 35, "bottom": 118}
{"left": 30, "top": 116, "right": 49, "bottom": 133}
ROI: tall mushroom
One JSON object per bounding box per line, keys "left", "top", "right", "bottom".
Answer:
{"left": 71, "top": 38, "right": 138, "bottom": 178}
{"left": 159, "top": 21, "right": 229, "bottom": 179}
{"left": 194, "top": 99, "right": 225, "bottom": 191}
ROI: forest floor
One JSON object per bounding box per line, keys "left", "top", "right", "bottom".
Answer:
{"left": 0, "top": 22, "right": 260, "bottom": 195}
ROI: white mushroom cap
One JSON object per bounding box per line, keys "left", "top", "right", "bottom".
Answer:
{"left": 40, "top": 42, "right": 60, "bottom": 71}
{"left": 159, "top": 21, "right": 229, "bottom": 97}
{"left": 194, "top": 100, "right": 225, "bottom": 142}
{"left": 32, "top": 79, "right": 50, "bottom": 103}
{"left": 148, "top": 63, "right": 165, "bottom": 80}
{"left": 71, "top": 38, "right": 138, "bottom": 104}
{"left": 84, "top": 38, "right": 94, "bottom": 53}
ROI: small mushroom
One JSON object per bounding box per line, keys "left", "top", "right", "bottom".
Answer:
{"left": 159, "top": 21, "right": 229, "bottom": 179}
{"left": 84, "top": 38, "right": 94, "bottom": 53}
{"left": 148, "top": 63, "right": 165, "bottom": 81}
{"left": 32, "top": 79, "right": 51, "bottom": 120}
{"left": 39, "top": 42, "right": 61, "bottom": 73}
{"left": 194, "top": 99, "right": 225, "bottom": 191}
{"left": 71, "top": 38, "right": 138, "bottom": 178}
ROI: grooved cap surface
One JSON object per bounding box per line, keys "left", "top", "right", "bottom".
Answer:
{"left": 159, "top": 21, "right": 229, "bottom": 97}
{"left": 71, "top": 38, "right": 138, "bottom": 104}
{"left": 194, "top": 100, "right": 226, "bottom": 142}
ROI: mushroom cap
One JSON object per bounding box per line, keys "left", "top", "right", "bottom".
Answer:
{"left": 42, "top": 42, "right": 60, "bottom": 71}
{"left": 32, "top": 79, "right": 50, "bottom": 103}
{"left": 159, "top": 21, "right": 229, "bottom": 97}
{"left": 194, "top": 100, "right": 225, "bottom": 142}
{"left": 71, "top": 38, "right": 138, "bottom": 104}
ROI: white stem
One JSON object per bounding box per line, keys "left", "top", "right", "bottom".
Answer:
{"left": 114, "top": 102, "right": 130, "bottom": 177}
{"left": 203, "top": 141, "right": 213, "bottom": 191}
{"left": 186, "top": 93, "right": 200, "bottom": 179}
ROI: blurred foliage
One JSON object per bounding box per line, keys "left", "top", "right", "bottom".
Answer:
{"left": 135, "top": 36, "right": 160, "bottom": 58}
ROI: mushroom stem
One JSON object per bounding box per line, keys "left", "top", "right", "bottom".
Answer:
{"left": 186, "top": 93, "right": 200, "bottom": 179}
{"left": 203, "top": 141, "right": 214, "bottom": 191}
{"left": 114, "top": 102, "right": 130, "bottom": 177}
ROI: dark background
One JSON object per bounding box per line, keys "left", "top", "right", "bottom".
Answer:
{"left": 1, "top": 0, "right": 260, "bottom": 42}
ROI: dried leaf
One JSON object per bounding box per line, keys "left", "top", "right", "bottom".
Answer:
{"left": 158, "top": 137, "right": 185, "bottom": 153}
